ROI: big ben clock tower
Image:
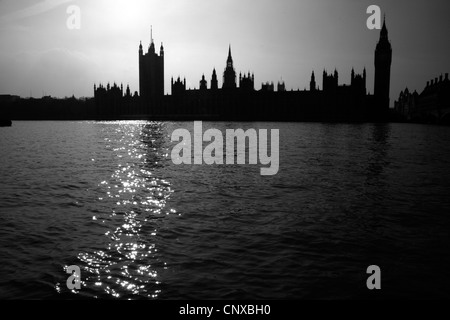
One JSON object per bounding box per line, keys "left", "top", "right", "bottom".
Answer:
{"left": 374, "top": 17, "right": 392, "bottom": 119}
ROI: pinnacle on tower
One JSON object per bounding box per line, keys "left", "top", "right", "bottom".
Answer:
{"left": 380, "top": 15, "right": 388, "bottom": 39}
{"left": 227, "top": 45, "right": 233, "bottom": 65}
{"left": 151, "top": 25, "right": 154, "bottom": 44}
{"left": 148, "top": 26, "right": 156, "bottom": 53}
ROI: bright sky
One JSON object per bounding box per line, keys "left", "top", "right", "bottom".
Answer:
{"left": 1, "top": 0, "right": 449, "bottom": 105}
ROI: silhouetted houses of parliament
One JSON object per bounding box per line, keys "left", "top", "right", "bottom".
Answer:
{"left": 94, "top": 21, "right": 393, "bottom": 121}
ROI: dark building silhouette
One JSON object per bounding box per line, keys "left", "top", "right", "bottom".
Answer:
{"left": 1, "top": 95, "right": 97, "bottom": 121}
{"left": 240, "top": 72, "right": 255, "bottom": 92}
{"left": 223, "top": 46, "right": 237, "bottom": 89}
{"left": 200, "top": 74, "right": 208, "bottom": 91}
{"left": 139, "top": 27, "right": 164, "bottom": 102}
{"left": 351, "top": 68, "right": 367, "bottom": 94}
{"left": 261, "top": 82, "right": 274, "bottom": 92}
{"left": 310, "top": 72, "right": 317, "bottom": 91}
{"left": 394, "top": 88, "right": 419, "bottom": 121}
{"left": 92, "top": 20, "right": 393, "bottom": 122}
{"left": 323, "top": 70, "right": 339, "bottom": 93}
{"left": 94, "top": 83, "right": 140, "bottom": 119}
{"left": 210, "top": 69, "right": 219, "bottom": 91}
{"left": 171, "top": 77, "right": 186, "bottom": 96}
{"left": 394, "top": 73, "right": 450, "bottom": 124}
{"left": 374, "top": 17, "right": 393, "bottom": 119}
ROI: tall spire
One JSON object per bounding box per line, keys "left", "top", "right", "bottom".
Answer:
{"left": 149, "top": 26, "right": 155, "bottom": 53}
{"left": 380, "top": 15, "right": 388, "bottom": 39}
{"left": 227, "top": 45, "right": 233, "bottom": 68}
{"left": 151, "top": 25, "right": 154, "bottom": 44}
{"left": 223, "top": 45, "right": 236, "bottom": 89}
{"left": 374, "top": 13, "right": 392, "bottom": 116}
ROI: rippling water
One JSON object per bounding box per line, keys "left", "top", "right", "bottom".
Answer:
{"left": 1, "top": 121, "right": 450, "bottom": 299}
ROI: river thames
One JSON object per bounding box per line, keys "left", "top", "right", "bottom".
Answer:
{"left": 1, "top": 121, "right": 449, "bottom": 299}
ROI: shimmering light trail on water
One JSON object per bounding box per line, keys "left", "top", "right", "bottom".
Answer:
{"left": 73, "top": 122, "right": 176, "bottom": 299}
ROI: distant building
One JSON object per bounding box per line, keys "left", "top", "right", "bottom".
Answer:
{"left": 240, "top": 72, "right": 255, "bottom": 92}
{"left": 94, "top": 83, "right": 140, "bottom": 119}
{"left": 394, "top": 88, "right": 419, "bottom": 121}
{"left": 261, "top": 82, "right": 274, "bottom": 92}
{"left": 0, "top": 95, "right": 20, "bottom": 103}
{"left": 395, "top": 73, "right": 450, "bottom": 124}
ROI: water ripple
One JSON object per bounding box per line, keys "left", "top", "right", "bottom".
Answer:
{"left": 75, "top": 122, "right": 176, "bottom": 299}
{"left": 1, "top": 122, "right": 450, "bottom": 299}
